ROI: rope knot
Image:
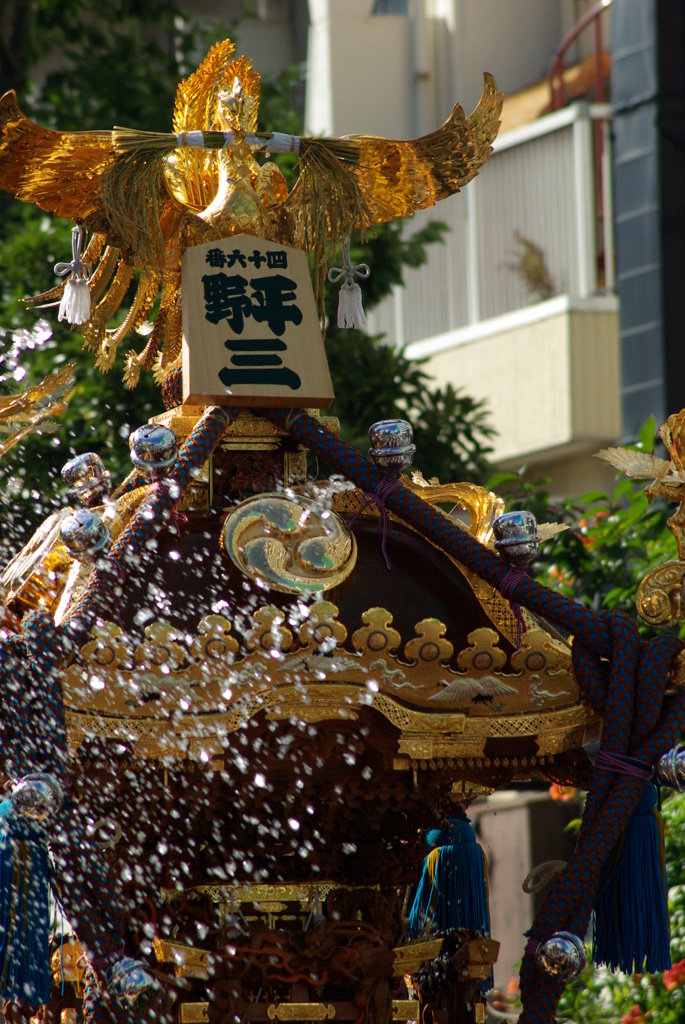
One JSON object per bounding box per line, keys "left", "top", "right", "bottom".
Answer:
{"left": 347, "top": 474, "right": 401, "bottom": 570}
{"left": 327, "top": 237, "right": 370, "bottom": 329}
{"left": 54, "top": 225, "right": 92, "bottom": 325}
{"left": 500, "top": 563, "right": 528, "bottom": 647}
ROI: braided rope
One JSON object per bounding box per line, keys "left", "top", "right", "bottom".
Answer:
{"left": 64, "top": 405, "right": 237, "bottom": 646}
{"left": 161, "top": 365, "right": 183, "bottom": 410}
{"left": 259, "top": 407, "right": 685, "bottom": 1022}
{"left": 259, "top": 408, "right": 615, "bottom": 653}
{"left": 82, "top": 962, "right": 148, "bottom": 1024}
{"left": 0, "top": 405, "right": 235, "bottom": 994}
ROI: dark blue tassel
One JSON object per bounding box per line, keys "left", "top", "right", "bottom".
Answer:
{"left": 0, "top": 799, "right": 51, "bottom": 1005}
{"left": 408, "top": 814, "right": 491, "bottom": 939}
{"left": 592, "top": 782, "right": 671, "bottom": 973}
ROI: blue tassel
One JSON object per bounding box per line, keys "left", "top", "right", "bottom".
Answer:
{"left": 592, "top": 782, "right": 671, "bottom": 973}
{"left": 408, "top": 813, "right": 491, "bottom": 940}
{"left": 0, "top": 799, "right": 51, "bottom": 1005}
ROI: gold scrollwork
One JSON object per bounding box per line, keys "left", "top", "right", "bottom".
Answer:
{"left": 636, "top": 561, "right": 685, "bottom": 626}
{"left": 404, "top": 474, "right": 505, "bottom": 546}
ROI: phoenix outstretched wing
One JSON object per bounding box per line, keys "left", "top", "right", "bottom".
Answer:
{"left": 0, "top": 39, "right": 502, "bottom": 387}
{"left": 0, "top": 91, "right": 112, "bottom": 225}
{"left": 351, "top": 72, "right": 503, "bottom": 224}
{"left": 277, "top": 73, "right": 502, "bottom": 256}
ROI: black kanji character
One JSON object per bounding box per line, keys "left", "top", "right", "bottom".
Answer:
{"left": 225, "top": 249, "right": 248, "bottom": 268}
{"left": 249, "top": 275, "right": 303, "bottom": 336}
{"left": 205, "top": 248, "right": 227, "bottom": 268}
{"left": 202, "top": 273, "right": 252, "bottom": 333}
{"left": 220, "top": 337, "right": 301, "bottom": 391}
{"left": 219, "top": 366, "right": 302, "bottom": 390}
{"left": 247, "top": 250, "right": 267, "bottom": 269}
{"left": 266, "top": 250, "right": 288, "bottom": 270}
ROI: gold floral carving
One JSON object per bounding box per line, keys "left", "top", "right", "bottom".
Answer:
{"left": 403, "top": 620, "right": 454, "bottom": 683}
{"left": 351, "top": 608, "right": 402, "bottom": 658}
{"left": 190, "top": 615, "right": 240, "bottom": 663}
{"left": 297, "top": 601, "right": 348, "bottom": 650}
{"left": 244, "top": 606, "right": 294, "bottom": 653}
{"left": 61, "top": 601, "right": 600, "bottom": 761}
{"left": 457, "top": 628, "right": 508, "bottom": 674}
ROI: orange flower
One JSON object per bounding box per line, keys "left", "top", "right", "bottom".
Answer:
{"left": 663, "top": 959, "right": 685, "bottom": 990}
{"left": 549, "top": 783, "right": 578, "bottom": 801}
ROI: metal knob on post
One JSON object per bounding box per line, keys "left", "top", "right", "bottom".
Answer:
{"left": 368, "top": 418, "right": 416, "bottom": 472}
{"left": 535, "top": 932, "right": 587, "bottom": 979}
{"left": 59, "top": 508, "right": 111, "bottom": 561}
{"left": 655, "top": 744, "right": 685, "bottom": 790}
{"left": 493, "top": 510, "right": 541, "bottom": 567}
{"left": 61, "top": 452, "right": 111, "bottom": 507}
{"left": 11, "top": 772, "right": 64, "bottom": 822}
{"left": 129, "top": 424, "right": 178, "bottom": 480}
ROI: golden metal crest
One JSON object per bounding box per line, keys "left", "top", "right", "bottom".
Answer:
{"left": 221, "top": 492, "right": 357, "bottom": 594}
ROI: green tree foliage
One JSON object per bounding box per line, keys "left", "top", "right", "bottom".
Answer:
{"left": 492, "top": 418, "right": 679, "bottom": 636}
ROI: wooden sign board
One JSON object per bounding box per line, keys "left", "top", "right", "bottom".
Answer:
{"left": 182, "top": 236, "right": 334, "bottom": 408}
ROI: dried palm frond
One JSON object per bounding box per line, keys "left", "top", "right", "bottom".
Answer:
{"left": 594, "top": 447, "right": 682, "bottom": 482}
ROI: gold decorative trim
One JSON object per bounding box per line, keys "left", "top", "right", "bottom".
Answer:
{"left": 179, "top": 1006, "right": 209, "bottom": 1024}
{"left": 152, "top": 939, "right": 211, "bottom": 978}
{"left": 392, "top": 939, "right": 443, "bottom": 976}
{"left": 267, "top": 1004, "right": 336, "bottom": 1021}
{"left": 162, "top": 882, "right": 345, "bottom": 908}
{"left": 62, "top": 601, "right": 600, "bottom": 761}
{"left": 178, "top": 1002, "right": 424, "bottom": 1023}
{"left": 391, "top": 1002, "right": 421, "bottom": 1021}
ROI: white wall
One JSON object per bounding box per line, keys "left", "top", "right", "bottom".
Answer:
{"left": 306, "top": 0, "right": 414, "bottom": 138}
{"left": 306, "top": 0, "right": 566, "bottom": 140}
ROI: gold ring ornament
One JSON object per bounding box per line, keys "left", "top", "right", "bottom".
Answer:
{"left": 221, "top": 493, "right": 357, "bottom": 595}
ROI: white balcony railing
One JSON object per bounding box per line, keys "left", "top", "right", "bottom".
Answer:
{"left": 366, "top": 102, "right": 614, "bottom": 350}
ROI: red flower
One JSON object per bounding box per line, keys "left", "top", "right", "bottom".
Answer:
{"left": 663, "top": 959, "right": 685, "bottom": 990}
{"left": 620, "top": 1005, "right": 646, "bottom": 1024}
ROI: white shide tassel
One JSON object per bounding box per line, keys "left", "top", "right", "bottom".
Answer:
{"left": 328, "top": 238, "right": 370, "bottom": 331}
{"left": 55, "top": 225, "right": 92, "bottom": 326}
